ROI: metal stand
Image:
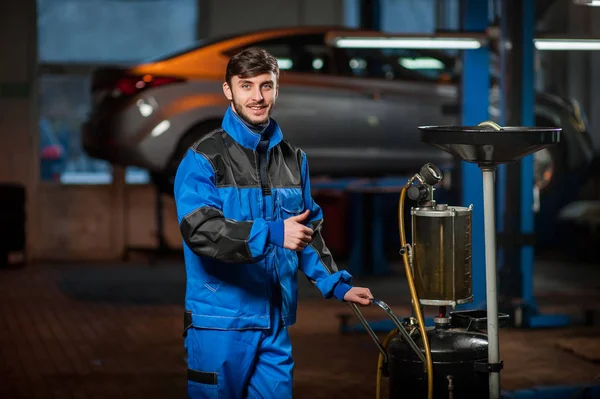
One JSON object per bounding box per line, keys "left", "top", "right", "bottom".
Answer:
{"left": 122, "top": 187, "right": 180, "bottom": 263}
{"left": 482, "top": 167, "right": 500, "bottom": 399}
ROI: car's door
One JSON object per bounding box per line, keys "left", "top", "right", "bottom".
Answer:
{"left": 331, "top": 47, "right": 460, "bottom": 171}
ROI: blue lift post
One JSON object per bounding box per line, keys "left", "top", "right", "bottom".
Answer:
{"left": 498, "top": 0, "right": 571, "bottom": 329}
{"left": 458, "top": 0, "right": 489, "bottom": 312}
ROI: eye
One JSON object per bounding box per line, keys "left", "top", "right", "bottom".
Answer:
{"left": 241, "top": 84, "right": 250, "bottom": 89}
{"left": 263, "top": 84, "right": 273, "bottom": 90}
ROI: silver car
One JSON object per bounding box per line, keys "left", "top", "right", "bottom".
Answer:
{"left": 82, "top": 26, "right": 594, "bottom": 194}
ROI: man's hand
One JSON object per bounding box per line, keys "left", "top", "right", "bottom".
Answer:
{"left": 344, "top": 287, "right": 373, "bottom": 306}
{"left": 284, "top": 210, "right": 314, "bottom": 251}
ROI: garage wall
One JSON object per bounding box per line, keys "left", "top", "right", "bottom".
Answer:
{"left": 199, "top": 0, "right": 344, "bottom": 38}
{"left": 30, "top": 0, "right": 345, "bottom": 262}
{"left": 0, "top": 0, "right": 38, "bottom": 261}
{"left": 35, "top": 177, "right": 182, "bottom": 261}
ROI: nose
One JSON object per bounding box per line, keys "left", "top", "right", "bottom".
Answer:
{"left": 252, "top": 86, "right": 264, "bottom": 102}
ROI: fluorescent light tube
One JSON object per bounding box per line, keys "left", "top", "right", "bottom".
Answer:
{"left": 334, "top": 37, "right": 483, "bottom": 50}
{"left": 573, "top": 0, "right": 600, "bottom": 6}
{"left": 535, "top": 39, "right": 600, "bottom": 50}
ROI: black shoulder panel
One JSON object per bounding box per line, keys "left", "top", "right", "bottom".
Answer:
{"left": 192, "top": 129, "right": 259, "bottom": 188}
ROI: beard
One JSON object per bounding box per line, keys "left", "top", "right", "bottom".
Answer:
{"left": 231, "top": 94, "right": 274, "bottom": 126}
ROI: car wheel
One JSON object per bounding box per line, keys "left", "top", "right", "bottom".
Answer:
{"left": 533, "top": 144, "right": 563, "bottom": 192}
{"left": 534, "top": 117, "right": 565, "bottom": 192}
{"left": 152, "top": 120, "right": 222, "bottom": 196}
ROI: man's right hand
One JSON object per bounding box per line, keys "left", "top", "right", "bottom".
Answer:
{"left": 283, "top": 210, "right": 314, "bottom": 251}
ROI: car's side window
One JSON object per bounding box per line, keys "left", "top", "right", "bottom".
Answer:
{"left": 334, "top": 48, "right": 456, "bottom": 82}
{"left": 225, "top": 34, "right": 333, "bottom": 75}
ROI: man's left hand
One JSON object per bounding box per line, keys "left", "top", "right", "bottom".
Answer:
{"left": 343, "top": 287, "right": 373, "bottom": 306}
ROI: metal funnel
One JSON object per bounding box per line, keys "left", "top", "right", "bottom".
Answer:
{"left": 418, "top": 121, "right": 561, "bottom": 167}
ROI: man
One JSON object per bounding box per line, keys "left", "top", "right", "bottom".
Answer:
{"left": 174, "top": 47, "right": 373, "bottom": 398}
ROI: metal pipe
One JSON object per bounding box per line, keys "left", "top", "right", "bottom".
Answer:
{"left": 349, "top": 300, "right": 427, "bottom": 365}
{"left": 348, "top": 303, "right": 388, "bottom": 361}
{"left": 482, "top": 167, "right": 500, "bottom": 399}
{"left": 370, "top": 299, "right": 427, "bottom": 364}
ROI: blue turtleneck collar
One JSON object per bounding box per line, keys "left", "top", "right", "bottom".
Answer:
{"left": 221, "top": 105, "right": 283, "bottom": 151}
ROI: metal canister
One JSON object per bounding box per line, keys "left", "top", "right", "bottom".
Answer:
{"left": 411, "top": 204, "right": 473, "bottom": 307}
{"left": 387, "top": 322, "right": 489, "bottom": 399}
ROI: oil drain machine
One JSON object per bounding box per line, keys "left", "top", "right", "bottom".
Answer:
{"left": 350, "top": 121, "right": 561, "bottom": 399}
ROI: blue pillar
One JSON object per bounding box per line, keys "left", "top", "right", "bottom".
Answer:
{"left": 495, "top": 0, "right": 509, "bottom": 281}
{"left": 499, "top": 0, "right": 570, "bottom": 328}
{"left": 460, "top": 0, "right": 489, "bottom": 310}
{"left": 519, "top": 0, "right": 536, "bottom": 307}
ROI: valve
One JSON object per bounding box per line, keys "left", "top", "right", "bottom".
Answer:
{"left": 407, "top": 185, "right": 428, "bottom": 201}
{"left": 406, "top": 162, "right": 444, "bottom": 207}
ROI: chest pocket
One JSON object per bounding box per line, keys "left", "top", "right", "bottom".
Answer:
{"left": 276, "top": 188, "right": 304, "bottom": 220}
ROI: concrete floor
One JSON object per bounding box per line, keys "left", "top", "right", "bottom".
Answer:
{"left": 0, "top": 254, "right": 599, "bottom": 398}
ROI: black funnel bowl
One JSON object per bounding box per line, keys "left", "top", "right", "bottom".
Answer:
{"left": 418, "top": 124, "right": 561, "bottom": 167}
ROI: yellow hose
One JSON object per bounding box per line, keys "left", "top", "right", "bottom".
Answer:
{"left": 374, "top": 187, "right": 434, "bottom": 399}
{"left": 375, "top": 187, "right": 433, "bottom": 399}
{"left": 399, "top": 187, "right": 434, "bottom": 399}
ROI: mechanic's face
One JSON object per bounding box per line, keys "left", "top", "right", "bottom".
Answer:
{"left": 223, "top": 72, "right": 278, "bottom": 126}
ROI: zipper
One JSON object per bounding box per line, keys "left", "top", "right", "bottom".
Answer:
{"left": 254, "top": 150, "right": 272, "bottom": 306}
{"left": 257, "top": 147, "right": 286, "bottom": 327}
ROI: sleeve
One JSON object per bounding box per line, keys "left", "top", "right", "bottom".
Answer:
{"left": 174, "top": 148, "right": 281, "bottom": 263}
{"left": 297, "top": 151, "right": 353, "bottom": 301}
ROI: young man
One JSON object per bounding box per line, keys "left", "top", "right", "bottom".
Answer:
{"left": 174, "top": 47, "right": 373, "bottom": 398}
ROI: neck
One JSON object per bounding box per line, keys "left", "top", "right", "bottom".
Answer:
{"left": 232, "top": 105, "right": 270, "bottom": 136}
{"left": 243, "top": 118, "right": 270, "bottom": 136}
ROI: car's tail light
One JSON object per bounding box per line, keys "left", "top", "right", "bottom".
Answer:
{"left": 93, "top": 72, "right": 185, "bottom": 98}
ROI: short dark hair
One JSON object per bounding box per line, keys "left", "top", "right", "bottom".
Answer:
{"left": 225, "top": 47, "right": 279, "bottom": 85}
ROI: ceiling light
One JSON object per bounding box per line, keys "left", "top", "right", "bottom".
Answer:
{"left": 534, "top": 39, "right": 600, "bottom": 50}
{"left": 573, "top": 0, "right": 600, "bottom": 6}
{"left": 334, "top": 37, "right": 483, "bottom": 50}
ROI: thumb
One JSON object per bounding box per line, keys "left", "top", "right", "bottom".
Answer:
{"left": 357, "top": 295, "right": 371, "bottom": 305}
{"left": 292, "top": 209, "right": 310, "bottom": 221}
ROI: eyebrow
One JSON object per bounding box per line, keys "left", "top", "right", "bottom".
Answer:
{"left": 238, "top": 79, "right": 274, "bottom": 86}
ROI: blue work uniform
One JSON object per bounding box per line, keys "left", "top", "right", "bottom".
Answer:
{"left": 174, "top": 106, "right": 353, "bottom": 398}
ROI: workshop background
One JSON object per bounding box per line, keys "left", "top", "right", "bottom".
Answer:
{"left": 1, "top": 0, "right": 600, "bottom": 398}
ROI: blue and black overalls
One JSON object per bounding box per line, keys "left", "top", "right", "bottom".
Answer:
{"left": 174, "top": 106, "right": 353, "bottom": 398}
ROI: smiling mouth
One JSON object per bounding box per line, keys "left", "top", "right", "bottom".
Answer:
{"left": 248, "top": 105, "right": 267, "bottom": 110}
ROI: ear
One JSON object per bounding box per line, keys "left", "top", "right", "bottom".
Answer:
{"left": 222, "top": 82, "right": 233, "bottom": 101}
{"left": 274, "top": 84, "right": 279, "bottom": 100}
